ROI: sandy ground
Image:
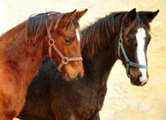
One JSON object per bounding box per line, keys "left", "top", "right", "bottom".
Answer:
{"left": 1, "top": 0, "right": 166, "bottom": 120}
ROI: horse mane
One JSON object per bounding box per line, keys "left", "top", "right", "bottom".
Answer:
{"left": 26, "top": 12, "right": 80, "bottom": 43}
{"left": 81, "top": 15, "right": 114, "bottom": 60}
{"left": 26, "top": 12, "right": 50, "bottom": 43}
{"left": 81, "top": 11, "right": 150, "bottom": 60}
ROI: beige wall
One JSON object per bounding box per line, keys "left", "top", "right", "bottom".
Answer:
{"left": 1, "top": 0, "right": 166, "bottom": 120}
{"left": 0, "top": 0, "right": 4, "bottom": 36}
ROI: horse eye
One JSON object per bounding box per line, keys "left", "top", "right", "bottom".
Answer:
{"left": 64, "top": 38, "right": 71, "bottom": 44}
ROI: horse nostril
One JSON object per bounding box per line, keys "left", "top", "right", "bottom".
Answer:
{"left": 139, "top": 73, "right": 148, "bottom": 86}
{"left": 65, "top": 73, "right": 71, "bottom": 81}
{"left": 75, "top": 73, "right": 82, "bottom": 81}
{"left": 137, "top": 73, "right": 142, "bottom": 80}
{"left": 131, "top": 73, "right": 142, "bottom": 86}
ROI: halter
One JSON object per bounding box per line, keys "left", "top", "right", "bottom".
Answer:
{"left": 118, "top": 21, "right": 148, "bottom": 77}
{"left": 45, "top": 14, "right": 83, "bottom": 72}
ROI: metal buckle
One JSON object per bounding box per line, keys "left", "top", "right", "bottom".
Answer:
{"left": 62, "top": 57, "right": 69, "bottom": 64}
{"left": 48, "top": 39, "right": 55, "bottom": 46}
{"left": 119, "top": 38, "right": 123, "bottom": 44}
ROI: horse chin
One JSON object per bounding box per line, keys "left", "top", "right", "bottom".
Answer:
{"left": 63, "top": 75, "right": 72, "bottom": 82}
{"left": 62, "top": 70, "right": 80, "bottom": 82}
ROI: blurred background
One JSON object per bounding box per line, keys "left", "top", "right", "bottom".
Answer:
{"left": 1, "top": 0, "right": 166, "bottom": 120}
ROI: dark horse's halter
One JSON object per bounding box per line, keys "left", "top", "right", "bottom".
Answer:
{"left": 45, "top": 14, "right": 83, "bottom": 72}
{"left": 118, "top": 21, "right": 148, "bottom": 77}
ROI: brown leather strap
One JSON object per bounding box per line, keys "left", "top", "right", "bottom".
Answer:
{"left": 58, "top": 56, "right": 82, "bottom": 71}
{"left": 45, "top": 14, "right": 83, "bottom": 72}
{"left": 46, "top": 14, "right": 62, "bottom": 58}
{"left": 51, "top": 41, "right": 82, "bottom": 71}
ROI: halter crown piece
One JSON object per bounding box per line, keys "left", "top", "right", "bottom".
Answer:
{"left": 45, "top": 14, "right": 83, "bottom": 72}
{"left": 118, "top": 20, "right": 148, "bottom": 77}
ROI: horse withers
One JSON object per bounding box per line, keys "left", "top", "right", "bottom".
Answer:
{"left": 0, "top": 9, "right": 87, "bottom": 120}
{"left": 18, "top": 9, "right": 159, "bottom": 120}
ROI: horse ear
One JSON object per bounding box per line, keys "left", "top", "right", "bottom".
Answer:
{"left": 144, "top": 10, "right": 159, "bottom": 22}
{"left": 58, "top": 9, "right": 77, "bottom": 29}
{"left": 126, "top": 8, "right": 136, "bottom": 23}
{"left": 75, "top": 9, "right": 88, "bottom": 20}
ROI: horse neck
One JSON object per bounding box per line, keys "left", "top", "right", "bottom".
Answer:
{"left": 82, "top": 39, "right": 119, "bottom": 88}
{"left": 0, "top": 21, "right": 46, "bottom": 84}
{"left": 81, "top": 17, "right": 121, "bottom": 85}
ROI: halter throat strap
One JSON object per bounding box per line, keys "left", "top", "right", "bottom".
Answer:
{"left": 118, "top": 21, "right": 148, "bottom": 77}
{"left": 45, "top": 14, "right": 83, "bottom": 71}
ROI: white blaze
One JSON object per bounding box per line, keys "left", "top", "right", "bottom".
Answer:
{"left": 136, "top": 28, "right": 147, "bottom": 84}
{"left": 76, "top": 29, "right": 80, "bottom": 41}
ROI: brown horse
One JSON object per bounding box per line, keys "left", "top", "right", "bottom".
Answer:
{"left": 0, "top": 9, "right": 87, "bottom": 120}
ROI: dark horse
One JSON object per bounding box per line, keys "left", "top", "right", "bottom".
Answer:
{"left": 18, "top": 8, "right": 159, "bottom": 120}
{"left": 0, "top": 10, "right": 87, "bottom": 120}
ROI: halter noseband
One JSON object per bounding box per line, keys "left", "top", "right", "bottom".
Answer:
{"left": 118, "top": 21, "right": 148, "bottom": 77}
{"left": 45, "top": 14, "right": 83, "bottom": 72}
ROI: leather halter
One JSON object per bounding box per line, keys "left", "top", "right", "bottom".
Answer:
{"left": 118, "top": 21, "right": 148, "bottom": 77}
{"left": 45, "top": 14, "right": 83, "bottom": 72}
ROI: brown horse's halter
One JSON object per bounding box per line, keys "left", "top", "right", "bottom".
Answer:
{"left": 45, "top": 14, "right": 83, "bottom": 72}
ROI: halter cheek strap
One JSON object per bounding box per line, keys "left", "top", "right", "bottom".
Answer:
{"left": 47, "top": 38, "right": 82, "bottom": 71}
{"left": 46, "top": 14, "right": 83, "bottom": 71}
{"left": 118, "top": 22, "right": 148, "bottom": 77}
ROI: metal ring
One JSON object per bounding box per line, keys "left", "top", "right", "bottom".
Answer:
{"left": 119, "top": 38, "right": 123, "bottom": 44}
{"left": 62, "top": 57, "right": 69, "bottom": 64}
{"left": 48, "top": 39, "right": 55, "bottom": 46}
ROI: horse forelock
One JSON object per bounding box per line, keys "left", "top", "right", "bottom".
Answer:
{"left": 68, "top": 17, "right": 80, "bottom": 29}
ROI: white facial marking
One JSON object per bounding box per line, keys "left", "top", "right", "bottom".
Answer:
{"left": 136, "top": 28, "right": 147, "bottom": 84}
{"left": 76, "top": 29, "right": 80, "bottom": 41}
